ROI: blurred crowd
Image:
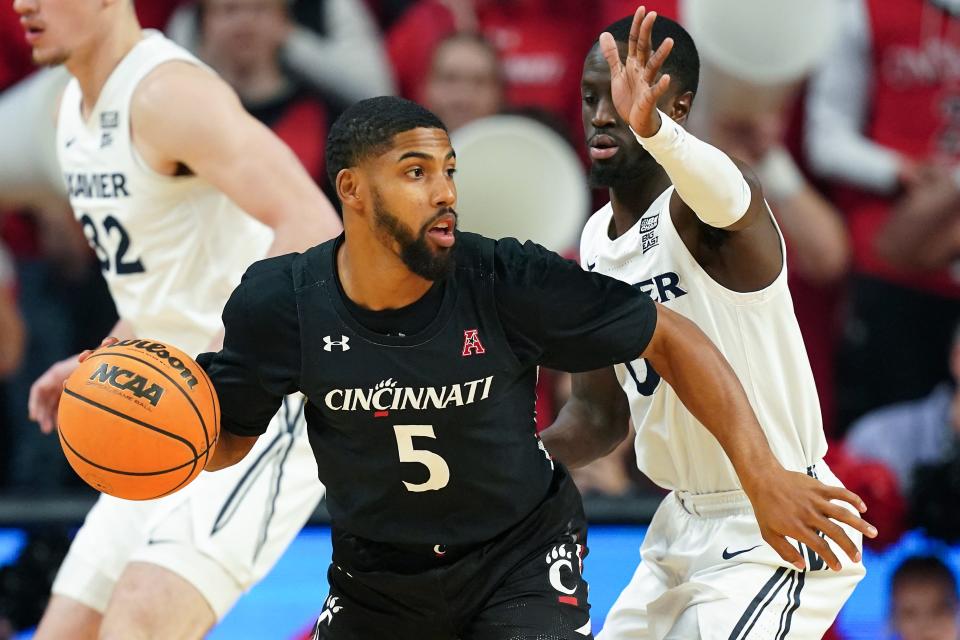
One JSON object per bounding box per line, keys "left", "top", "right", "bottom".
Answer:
{"left": 1, "top": 0, "right": 960, "bottom": 634}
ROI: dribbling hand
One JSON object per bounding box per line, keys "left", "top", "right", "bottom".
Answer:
{"left": 28, "top": 337, "right": 120, "bottom": 434}
{"left": 598, "top": 6, "right": 675, "bottom": 138}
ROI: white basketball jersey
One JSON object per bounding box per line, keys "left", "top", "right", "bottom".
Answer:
{"left": 56, "top": 31, "right": 272, "bottom": 356}
{"left": 580, "top": 188, "right": 827, "bottom": 493}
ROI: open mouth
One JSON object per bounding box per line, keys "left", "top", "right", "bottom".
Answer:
{"left": 22, "top": 23, "right": 45, "bottom": 44}
{"left": 426, "top": 214, "right": 456, "bottom": 248}
{"left": 588, "top": 134, "right": 620, "bottom": 160}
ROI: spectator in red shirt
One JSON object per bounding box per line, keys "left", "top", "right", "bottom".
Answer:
{"left": 806, "top": 0, "right": 960, "bottom": 432}
{"left": 196, "top": 0, "right": 330, "bottom": 186}
{"left": 387, "top": 0, "right": 591, "bottom": 139}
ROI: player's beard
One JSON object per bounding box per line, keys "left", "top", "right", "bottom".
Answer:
{"left": 588, "top": 158, "right": 647, "bottom": 189}
{"left": 372, "top": 192, "right": 457, "bottom": 281}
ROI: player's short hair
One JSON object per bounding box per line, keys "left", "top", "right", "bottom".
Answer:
{"left": 597, "top": 14, "right": 699, "bottom": 96}
{"left": 326, "top": 96, "right": 448, "bottom": 187}
{"left": 892, "top": 555, "right": 959, "bottom": 599}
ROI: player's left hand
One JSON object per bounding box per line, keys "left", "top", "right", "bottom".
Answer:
{"left": 745, "top": 469, "right": 878, "bottom": 572}
{"left": 598, "top": 6, "right": 675, "bottom": 138}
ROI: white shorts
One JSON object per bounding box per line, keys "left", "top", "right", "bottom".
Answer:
{"left": 52, "top": 395, "right": 324, "bottom": 619}
{"left": 599, "top": 463, "right": 865, "bottom": 640}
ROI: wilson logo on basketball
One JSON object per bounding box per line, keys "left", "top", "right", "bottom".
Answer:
{"left": 88, "top": 363, "right": 165, "bottom": 407}
{"left": 113, "top": 339, "right": 199, "bottom": 389}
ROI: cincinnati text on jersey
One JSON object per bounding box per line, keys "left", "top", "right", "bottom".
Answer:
{"left": 323, "top": 376, "right": 494, "bottom": 413}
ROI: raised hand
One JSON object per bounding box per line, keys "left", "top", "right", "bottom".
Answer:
{"left": 598, "top": 6, "right": 675, "bottom": 138}
{"left": 745, "top": 467, "right": 878, "bottom": 571}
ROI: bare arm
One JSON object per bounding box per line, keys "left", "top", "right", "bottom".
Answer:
{"left": 131, "top": 61, "right": 342, "bottom": 259}
{"left": 756, "top": 149, "right": 850, "bottom": 284}
{"left": 804, "top": 0, "right": 909, "bottom": 192}
{"left": 280, "top": 0, "right": 396, "bottom": 101}
{"left": 541, "top": 366, "right": 630, "bottom": 468}
{"left": 205, "top": 432, "right": 259, "bottom": 471}
{"left": 0, "top": 285, "right": 24, "bottom": 378}
{"left": 874, "top": 168, "right": 960, "bottom": 270}
{"left": 645, "top": 304, "right": 877, "bottom": 569}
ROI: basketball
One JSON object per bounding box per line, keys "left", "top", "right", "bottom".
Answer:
{"left": 57, "top": 339, "right": 220, "bottom": 501}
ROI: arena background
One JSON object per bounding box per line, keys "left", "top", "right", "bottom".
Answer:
{"left": 2, "top": 0, "right": 960, "bottom": 637}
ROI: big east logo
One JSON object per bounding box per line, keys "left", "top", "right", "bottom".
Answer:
{"left": 88, "top": 363, "right": 165, "bottom": 407}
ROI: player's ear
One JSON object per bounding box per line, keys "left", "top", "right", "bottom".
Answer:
{"left": 667, "top": 90, "right": 694, "bottom": 126}
{"left": 335, "top": 168, "right": 363, "bottom": 211}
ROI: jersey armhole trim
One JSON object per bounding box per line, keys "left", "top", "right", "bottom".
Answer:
{"left": 665, "top": 188, "right": 790, "bottom": 305}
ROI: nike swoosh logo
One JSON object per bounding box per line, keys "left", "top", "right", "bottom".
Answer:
{"left": 65, "top": 137, "right": 77, "bottom": 148}
{"left": 586, "top": 262, "right": 596, "bottom": 271}
{"left": 722, "top": 544, "right": 761, "bottom": 560}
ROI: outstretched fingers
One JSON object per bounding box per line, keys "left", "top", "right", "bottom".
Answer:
{"left": 644, "top": 36, "right": 674, "bottom": 85}
{"left": 634, "top": 10, "right": 658, "bottom": 68}
{"left": 627, "top": 6, "right": 645, "bottom": 62}
{"left": 822, "top": 484, "right": 867, "bottom": 514}
{"left": 765, "top": 532, "right": 805, "bottom": 571}
{"left": 598, "top": 32, "right": 625, "bottom": 77}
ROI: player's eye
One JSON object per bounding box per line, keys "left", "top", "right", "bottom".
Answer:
{"left": 407, "top": 167, "right": 425, "bottom": 179}
{"left": 446, "top": 167, "right": 457, "bottom": 178}
{"left": 582, "top": 94, "right": 597, "bottom": 106}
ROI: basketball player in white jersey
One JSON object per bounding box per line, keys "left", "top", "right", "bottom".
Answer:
{"left": 542, "top": 10, "right": 875, "bottom": 638}
{"left": 13, "top": 0, "right": 342, "bottom": 637}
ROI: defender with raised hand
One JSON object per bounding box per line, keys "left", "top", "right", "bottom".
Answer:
{"left": 542, "top": 8, "right": 873, "bottom": 638}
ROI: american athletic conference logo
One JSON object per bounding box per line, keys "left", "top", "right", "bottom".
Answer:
{"left": 462, "top": 329, "right": 485, "bottom": 356}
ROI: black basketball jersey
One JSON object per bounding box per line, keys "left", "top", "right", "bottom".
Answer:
{"left": 200, "top": 232, "right": 656, "bottom": 545}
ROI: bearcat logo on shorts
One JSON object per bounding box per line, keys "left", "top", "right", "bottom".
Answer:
{"left": 89, "top": 362, "right": 165, "bottom": 406}
{"left": 114, "top": 339, "right": 199, "bottom": 389}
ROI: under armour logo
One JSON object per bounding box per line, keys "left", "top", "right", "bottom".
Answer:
{"left": 462, "top": 329, "right": 485, "bottom": 356}
{"left": 323, "top": 335, "right": 350, "bottom": 352}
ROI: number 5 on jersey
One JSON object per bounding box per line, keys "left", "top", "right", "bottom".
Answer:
{"left": 393, "top": 425, "right": 450, "bottom": 492}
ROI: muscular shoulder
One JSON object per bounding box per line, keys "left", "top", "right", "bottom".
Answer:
{"left": 130, "top": 61, "right": 241, "bottom": 164}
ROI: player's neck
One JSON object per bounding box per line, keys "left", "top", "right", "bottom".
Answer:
{"left": 68, "top": 21, "right": 143, "bottom": 119}
{"left": 607, "top": 165, "right": 673, "bottom": 238}
{"left": 337, "top": 235, "right": 435, "bottom": 312}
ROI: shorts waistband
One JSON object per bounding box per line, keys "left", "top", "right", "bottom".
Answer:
{"left": 673, "top": 462, "right": 821, "bottom": 518}
{"left": 674, "top": 489, "right": 753, "bottom": 517}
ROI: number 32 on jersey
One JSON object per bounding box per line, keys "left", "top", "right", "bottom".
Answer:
{"left": 79, "top": 213, "right": 145, "bottom": 275}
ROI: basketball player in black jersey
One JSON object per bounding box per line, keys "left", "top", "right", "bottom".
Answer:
{"left": 195, "top": 96, "right": 810, "bottom": 639}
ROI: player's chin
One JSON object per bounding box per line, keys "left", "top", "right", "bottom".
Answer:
{"left": 33, "top": 48, "right": 69, "bottom": 67}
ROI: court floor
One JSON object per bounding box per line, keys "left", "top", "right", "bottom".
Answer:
{"left": 3, "top": 526, "right": 957, "bottom": 638}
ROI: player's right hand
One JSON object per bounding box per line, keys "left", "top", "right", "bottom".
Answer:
{"left": 29, "top": 337, "right": 121, "bottom": 434}
{"left": 29, "top": 356, "right": 80, "bottom": 434}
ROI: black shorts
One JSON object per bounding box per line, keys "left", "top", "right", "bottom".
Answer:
{"left": 310, "top": 469, "right": 592, "bottom": 639}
